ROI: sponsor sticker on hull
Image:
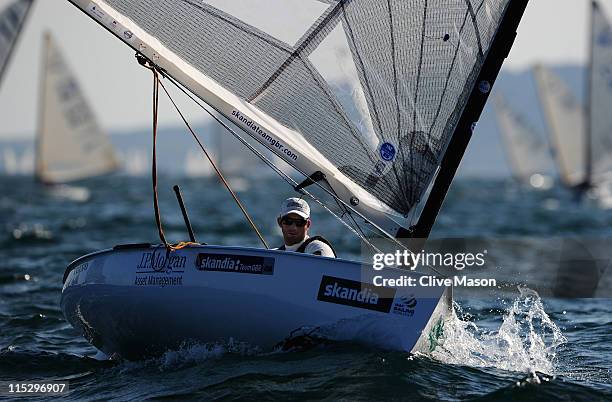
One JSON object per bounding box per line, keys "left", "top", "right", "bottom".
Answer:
{"left": 391, "top": 295, "right": 418, "bottom": 317}
{"left": 134, "top": 249, "right": 185, "bottom": 287}
{"left": 317, "top": 276, "right": 396, "bottom": 313}
{"left": 196, "top": 253, "right": 274, "bottom": 275}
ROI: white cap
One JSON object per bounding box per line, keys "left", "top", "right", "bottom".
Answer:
{"left": 279, "top": 197, "right": 310, "bottom": 219}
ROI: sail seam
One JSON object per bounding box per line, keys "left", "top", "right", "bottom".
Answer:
{"left": 410, "top": 0, "right": 429, "bottom": 205}
{"left": 247, "top": 0, "right": 348, "bottom": 102}
{"left": 464, "top": 0, "right": 484, "bottom": 57}
{"left": 427, "top": 8, "right": 472, "bottom": 142}
{"left": 181, "top": 0, "right": 292, "bottom": 53}
{"left": 299, "top": 56, "right": 376, "bottom": 165}
{"left": 340, "top": 2, "right": 383, "bottom": 137}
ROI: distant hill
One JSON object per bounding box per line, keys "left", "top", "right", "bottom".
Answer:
{"left": 0, "top": 65, "right": 585, "bottom": 178}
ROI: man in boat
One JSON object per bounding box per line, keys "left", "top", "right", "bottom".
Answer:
{"left": 276, "top": 197, "right": 336, "bottom": 258}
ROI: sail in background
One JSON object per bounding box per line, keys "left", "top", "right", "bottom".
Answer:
{"left": 588, "top": 1, "right": 612, "bottom": 184}
{"left": 0, "top": 0, "right": 33, "bottom": 87}
{"left": 35, "top": 32, "right": 119, "bottom": 184}
{"left": 533, "top": 64, "right": 587, "bottom": 188}
{"left": 493, "top": 93, "right": 553, "bottom": 186}
{"left": 69, "top": 0, "right": 517, "bottom": 235}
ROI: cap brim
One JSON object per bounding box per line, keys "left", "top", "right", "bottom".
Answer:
{"left": 280, "top": 210, "right": 309, "bottom": 219}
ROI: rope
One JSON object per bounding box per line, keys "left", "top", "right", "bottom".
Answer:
{"left": 150, "top": 65, "right": 169, "bottom": 248}
{"left": 156, "top": 78, "right": 270, "bottom": 249}
{"left": 137, "top": 54, "right": 269, "bottom": 250}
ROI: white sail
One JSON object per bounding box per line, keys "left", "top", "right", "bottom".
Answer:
{"left": 0, "top": 0, "right": 33, "bottom": 87}
{"left": 533, "top": 64, "right": 587, "bottom": 187}
{"left": 67, "top": 0, "right": 516, "bottom": 236}
{"left": 588, "top": 1, "right": 612, "bottom": 184}
{"left": 494, "top": 93, "right": 552, "bottom": 185}
{"left": 35, "top": 32, "right": 119, "bottom": 183}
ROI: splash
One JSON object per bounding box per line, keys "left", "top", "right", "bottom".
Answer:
{"left": 429, "top": 287, "right": 566, "bottom": 375}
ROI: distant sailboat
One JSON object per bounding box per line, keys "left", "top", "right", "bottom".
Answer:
{"left": 0, "top": 0, "right": 33, "bottom": 89}
{"left": 35, "top": 32, "right": 119, "bottom": 184}
{"left": 534, "top": 2, "right": 612, "bottom": 202}
{"left": 586, "top": 1, "right": 612, "bottom": 205}
{"left": 493, "top": 93, "right": 553, "bottom": 189}
{"left": 533, "top": 64, "right": 587, "bottom": 191}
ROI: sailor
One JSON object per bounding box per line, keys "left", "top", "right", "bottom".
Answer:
{"left": 276, "top": 197, "right": 336, "bottom": 258}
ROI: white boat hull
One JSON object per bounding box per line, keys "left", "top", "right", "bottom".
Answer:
{"left": 61, "top": 245, "right": 451, "bottom": 360}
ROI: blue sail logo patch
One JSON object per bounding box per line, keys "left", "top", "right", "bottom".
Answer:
{"left": 379, "top": 142, "right": 396, "bottom": 162}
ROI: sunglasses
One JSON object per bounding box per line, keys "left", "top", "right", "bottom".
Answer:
{"left": 280, "top": 217, "right": 308, "bottom": 227}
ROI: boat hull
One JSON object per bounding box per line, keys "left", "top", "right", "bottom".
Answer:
{"left": 61, "top": 245, "right": 451, "bottom": 360}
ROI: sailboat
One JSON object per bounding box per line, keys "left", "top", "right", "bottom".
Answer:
{"left": 534, "top": 1, "right": 612, "bottom": 201}
{"left": 0, "top": 0, "right": 33, "bottom": 89}
{"left": 60, "top": 0, "right": 528, "bottom": 360}
{"left": 586, "top": 0, "right": 612, "bottom": 206}
{"left": 0, "top": 0, "right": 34, "bottom": 175}
{"left": 493, "top": 93, "right": 554, "bottom": 189}
{"left": 533, "top": 64, "right": 587, "bottom": 192}
{"left": 35, "top": 32, "right": 119, "bottom": 184}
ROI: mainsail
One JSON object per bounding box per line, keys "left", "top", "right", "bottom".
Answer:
{"left": 587, "top": 0, "right": 612, "bottom": 184}
{"left": 493, "top": 93, "right": 552, "bottom": 184}
{"left": 0, "top": 0, "right": 33, "bottom": 88}
{"left": 533, "top": 64, "right": 587, "bottom": 188}
{"left": 66, "top": 0, "right": 527, "bottom": 237}
{"left": 35, "top": 32, "right": 119, "bottom": 183}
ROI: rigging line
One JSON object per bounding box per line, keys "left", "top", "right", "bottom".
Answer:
{"left": 161, "top": 74, "right": 296, "bottom": 189}
{"left": 160, "top": 64, "right": 409, "bottom": 254}
{"left": 155, "top": 77, "right": 270, "bottom": 250}
{"left": 247, "top": 0, "right": 348, "bottom": 102}
{"left": 141, "top": 59, "right": 197, "bottom": 251}
{"left": 151, "top": 67, "right": 169, "bottom": 248}
{"left": 321, "top": 177, "right": 369, "bottom": 240}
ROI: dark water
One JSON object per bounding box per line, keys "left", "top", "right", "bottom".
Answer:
{"left": 0, "top": 175, "right": 611, "bottom": 401}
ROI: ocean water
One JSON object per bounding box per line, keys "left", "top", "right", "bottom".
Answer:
{"left": 0, "top": 175, "right": 611, "bottom": 401}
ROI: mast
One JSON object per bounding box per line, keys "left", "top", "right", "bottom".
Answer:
{"left": 585, "top": 1, "right": 597, "bottom": 188}
{"left": 34, "top": 31, "right": 50, "bottom": 182}
{"left": 402, "top": 0, "right": 529, "bottom": 239}
{"left": 0, "top": 0, "right": 34, "bottom": 90}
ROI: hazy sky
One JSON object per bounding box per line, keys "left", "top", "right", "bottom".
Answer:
{"left": 0, "top": 0, "right": 609, "bottom": 139}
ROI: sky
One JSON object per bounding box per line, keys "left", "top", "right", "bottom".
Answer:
{"left": 0, "top": 0, "right": 610, "bottom": 139}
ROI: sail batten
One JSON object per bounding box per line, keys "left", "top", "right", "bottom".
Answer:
{"left": 67, "top": 0, "right": 524, "bottom": 237}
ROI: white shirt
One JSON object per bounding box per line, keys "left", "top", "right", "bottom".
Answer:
{"left": 280, "top": 236, "right": 336, "bottom": 258}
